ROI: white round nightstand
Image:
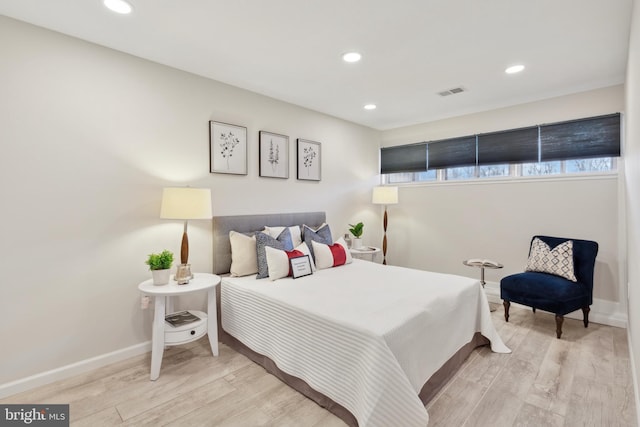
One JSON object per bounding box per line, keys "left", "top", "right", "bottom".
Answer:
{"left": 138, "top": 272, "right": 220, "bottom": 380}
{"left": 350, "top": 246, "right": 381, "bottom": 262}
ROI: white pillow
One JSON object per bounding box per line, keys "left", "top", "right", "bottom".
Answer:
{"left": 264, "top": 225, "right": 303, "bottom": 247}
{"left": 229, "top": 231, "right": 258, "bottom": 277}
{"left": 312, "top": 237, "right": 353, "bottom": 270}
{"left": 265, "top": 242, "right": 316, "bottom": 281}
{"left": 525, "top": 237, "right": 577, "bottom": 282}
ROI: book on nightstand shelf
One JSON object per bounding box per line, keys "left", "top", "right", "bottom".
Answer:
{"left": 466, "top": 258, "right": 501, "bottom": 268}
{"left": 351, "top": 246, "right": 377, "bottom": 252}
{"left": 165, "top": 310, "right": 201, "bottom": 327}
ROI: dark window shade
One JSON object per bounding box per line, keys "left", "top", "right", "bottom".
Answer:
{"left": 380, "top": 143, "right": 427, "bottom": 174}
{"left": 477, "top": 126, "right": 539, "bottom": 165}
{"left": 540, "top": 113, "right": 621, "bottom": 161}
{"left": 428, "top": 136, "right": 476, "bottom": 169}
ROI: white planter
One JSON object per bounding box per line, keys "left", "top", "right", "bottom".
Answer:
{"left": 352, "top": 238, "right": 363, "bottom": 249}
{"left": 151, "top": 269, "right": 171, "bottom": 286}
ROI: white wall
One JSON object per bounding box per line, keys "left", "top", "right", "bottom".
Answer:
{"left": 624, "top": 0, "right": 640, "bottom": 423}
{"left": 381, "top": 86, "right": 626, "bottom": 325}
{"left": 0, "top": 16, "right": 380, "bottom": 390}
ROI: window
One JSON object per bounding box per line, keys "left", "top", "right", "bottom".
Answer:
{"left": 385, "top": 170, "right": 436, "bottom": 183}
{"left": 521, "top": 161, "right": 562, "bottom": 176}
{"left": 380, "top": 113, "right": 620, "bottom": 184}
{"left": 445, "top": 166, "right": 475, "bottom": 180}
{"left": 479, "top": 164, "right": 510, "bottom": 178}
{"left": 415, "top": 170, "right": 437, "bottom": 181}
{"left": 566, "top": 157, "right": 614, "bottom": 174}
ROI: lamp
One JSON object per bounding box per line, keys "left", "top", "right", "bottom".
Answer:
{"left": 160, "top": 187, "right": 212, "bottom": 284}
{"left": 372, "top": 186, "right": 398, "bottom": 265}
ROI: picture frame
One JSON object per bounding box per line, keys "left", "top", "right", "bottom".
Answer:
{"left": 290, "top": 255, "right": 313, "bottom": 279}
{"left": 297, "top": 139, "right": 321, "bottom": 181}
{"left": 259, "top": 131, "right": 289, "bottom": 178}
{"left": 209, "top": 121, "right": 248, "bottom": 175}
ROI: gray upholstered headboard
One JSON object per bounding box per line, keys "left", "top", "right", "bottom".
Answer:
{"left": 212, "top": 211, "right": 326, "bottom": 275}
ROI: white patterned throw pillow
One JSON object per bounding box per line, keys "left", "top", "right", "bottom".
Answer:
{"left": 525, "top": 238, "right": 577, "bottom": 282}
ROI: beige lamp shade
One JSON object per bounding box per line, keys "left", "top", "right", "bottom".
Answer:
{"left": 372, "top": 186, "right": 399, "bottom": 205}
{"left": 160, "top": 187, "right": 212, "bottom": 219}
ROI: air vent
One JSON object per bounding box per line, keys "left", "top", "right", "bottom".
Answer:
{"left": 438, "top": 87, "right": 466, "bottom": 97}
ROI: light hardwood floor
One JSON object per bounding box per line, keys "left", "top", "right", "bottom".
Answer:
{"left": 2, "top": 305, "right": 636, "bottom": 426}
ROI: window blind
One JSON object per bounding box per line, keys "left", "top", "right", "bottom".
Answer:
{"left": 427, "top": 136, "right": 476, "bottom": 169}
{"left": 540, "top": 113, "right": 621, "bottom": 161}
{"left": 477, "top": 126, "right": 539, "bottom": 165}
{"left": 380, "top": 143, "right": 427, "bottom": 174}
{"left": 379, "top": 112, "right": 621, "bottom": 174}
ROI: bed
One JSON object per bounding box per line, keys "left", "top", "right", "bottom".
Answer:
{"left": 213, "top": 212, "right": 509, "bottom": 426}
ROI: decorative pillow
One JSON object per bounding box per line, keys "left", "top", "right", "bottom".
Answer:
{"left": 525, "top": 237, "right": 577, "bottom": 282}
{"left": 229, "top": 231, "right": 258, "bottom": 277}
{"left": 264, "top": 226, "right": 302, "bottom": 247}
{"left": 275, "top": 228, "right": 294, "bottom": 251}
{"left": 312, "top": 237, "right": 353, "bottom": 270}
{"left": 265, "top": 242, "right": 316, "bottom": 281}
{"left": 255, "top": 232, "right": 285, "bottom": 279}
{"left": 303, "top": 223, "right": 332, "bottom": 260}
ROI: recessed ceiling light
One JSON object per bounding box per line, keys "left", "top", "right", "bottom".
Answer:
{"left": 104, "top": 0, "right": 132, "bottom": 14}
{"left": 505, "top": 64, "right": 525, "bottom": 74}
{"left": 342, "top": 52, "right": 362, "bottom": 63}
{"left": 364, "top": 104, "right": 377, "bottom": 110}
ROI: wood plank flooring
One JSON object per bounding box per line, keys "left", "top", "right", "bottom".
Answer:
{"left": 1, "top": 305, "right": 636, "bottom": 426}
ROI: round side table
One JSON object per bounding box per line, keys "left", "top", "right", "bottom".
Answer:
{"left": 138, "top": 272, "right": 220, "bottom": 380}
{"left": 462, "top": 259, "right": 503, "bottom": 287}
{"left": 350, "top": 246, "right": 381, "bottom": 262}
{"left": 463, "top": 260, "right": 503, "bottom": 312}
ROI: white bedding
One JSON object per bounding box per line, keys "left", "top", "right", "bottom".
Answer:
{"left": 221, "top": 259, "right": 510, "bottom": 427}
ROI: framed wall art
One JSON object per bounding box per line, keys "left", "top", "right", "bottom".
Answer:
{"left": 297, "top": 139, "right": 321, "bottom": 181}
{"left": 259, "top": 131, "right": 289, "bottom": 179}
{"left": 209, "top": 121, "right": 248, "bottom": 175}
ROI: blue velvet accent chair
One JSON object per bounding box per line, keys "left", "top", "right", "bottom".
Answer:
{"left": 500, "top": 235, "right": 598, "bottom": 339}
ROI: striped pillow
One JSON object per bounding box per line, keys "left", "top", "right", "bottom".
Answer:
{"left": 312, "top": 237, "right": 353, "bottom": 270}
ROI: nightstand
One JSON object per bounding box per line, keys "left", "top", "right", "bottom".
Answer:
{"left": 463, "top": 259, "right": 503, "bottom": 313}
{"left": 138, "top": 272, "right": 220, "bottom": 380}
{"left": 350, "top": 246, "right": 381, "bottom": 262}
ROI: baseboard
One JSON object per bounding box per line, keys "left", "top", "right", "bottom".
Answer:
{"left": 627, "top": 328, "right": 640, "bottom": 427}
{"left": 0, "top": 341, "right": 151, "bottom": 400}
{"left": 483, "top": 281, "right": 628, "bottom": 328}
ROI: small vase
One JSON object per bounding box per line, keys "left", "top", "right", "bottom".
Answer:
{"left": 151, "top": 269, "right": 171, "bottom": 286}
{"left": 352, "top": 238, "right": 363, "bottom": 249}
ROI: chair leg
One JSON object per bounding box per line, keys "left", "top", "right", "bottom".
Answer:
{"left": 582, "top": 306, "right": 590, "bottom": 328}
{"left": 503, "top": 300, "right": 510, "bottom": 322}
{"left": 555, "top": 315, "right": 564, "bottom": 339}
{"left": 532, "top": 307, "right": 536, "bottom": 313}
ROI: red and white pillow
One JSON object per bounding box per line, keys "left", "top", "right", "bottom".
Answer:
{"left": 265, "top": 242, "right": 316, "bottom": 281}
{"left": 311, "top": 237, "right": 353, "bottom": 270}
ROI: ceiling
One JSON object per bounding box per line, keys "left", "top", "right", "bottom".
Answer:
{"left": 0, "top": 0, "right": 633, "bottom": 130}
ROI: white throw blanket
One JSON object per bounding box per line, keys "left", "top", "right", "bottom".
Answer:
{"left": 222, "top": 260, "right": 510, "bottom": 426}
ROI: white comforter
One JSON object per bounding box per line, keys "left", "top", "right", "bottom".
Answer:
{"left": 221, "top": 259, "right": 510, "bottom": 426}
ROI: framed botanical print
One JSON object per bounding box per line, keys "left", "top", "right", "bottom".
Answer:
{"left": 209, "top": 121, "right": 248, "bottom": 175}
{"left": 259, "top": 131, "right": 289, "bottom": 179}
{"left": 297, "top": 139, "right": 321, "bottom": 181}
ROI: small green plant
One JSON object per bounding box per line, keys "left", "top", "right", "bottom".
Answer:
{"left": 146, "top": 250, "right": 174, "bottom": 270}
{"left": 348, "top": 222, "right": 364, "bottom": 238}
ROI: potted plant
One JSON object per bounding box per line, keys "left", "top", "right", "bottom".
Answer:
{"left": 348, "top": 222, "right": 364, "bottom": 249}
{"left": 146, "top": 250, "right": 174, "bottom": 285}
